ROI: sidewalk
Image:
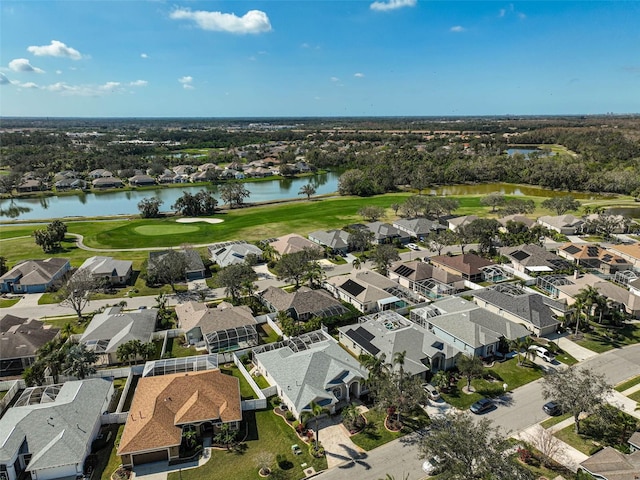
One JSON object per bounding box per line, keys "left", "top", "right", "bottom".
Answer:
{"left": 514, "top": 424, "right": 588, "bottom": 473}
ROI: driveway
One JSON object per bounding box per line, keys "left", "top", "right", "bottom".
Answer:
{"left": 317, "top": 415, "right": 365, "bottom": 469}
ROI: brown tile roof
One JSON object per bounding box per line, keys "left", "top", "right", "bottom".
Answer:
{"left": 117, "top": 370, "right": 241, "bottom": 456}
{"left": 430, "top": 254, "right": 494, "bottom": 276}
{"left": 610, "top": 243, "right": 640, "bottom": 261}
{"left": 175, "top": 301, "right": 255, "bottom": 334}
{"left": 269, "top": 234, "right": 322, "bottom": 256}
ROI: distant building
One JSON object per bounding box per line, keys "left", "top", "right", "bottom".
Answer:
{"left": 0, "top": 258, "right": 71, "bottom": 294}
{"left": 0, "top": 315, "right": 60, "bottom": 377}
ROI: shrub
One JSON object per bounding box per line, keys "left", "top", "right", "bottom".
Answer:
{"left": 284, "top": 411, "right": 295, "bottom": 422}
{"left": 276, "top": 454, "right": 293, "bottom": 470}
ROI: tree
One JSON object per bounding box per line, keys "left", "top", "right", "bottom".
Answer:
{"left": 303, "top": 260, "right": 326, "bottom": 288}
{"left": 480, "top": 192, "right": 506, "bottom": 212}
{"left": 255, "top": 452, "right": 274, "bottom": 476}
{"left": 300, "top": 400, "right": 326, "bottom": 453}
{"left": 138, "top": 197, "right": 163, "bottom": 218}
{"left": 465, "top": 218, "right": 501, "bottom": 255}
{"left": 358, "top": 205, "right": 385, "bottom": 222}
{"left": 182, "top": 428, "right": 198, "bottom": 448}
{"left": 32, "top": 220, "right": 67, "bottom": 253}
{"left": 454, "top": 226, "right": 473, "bottom": 255}
{"left": 542, "top": 366, "right": 611, "bottom": 433}
{"left": 59, "top": 268, "right": 101, "bottom": 321}
{"left": 23, "top": 362, "right": 46, "bottom": 387}
{"left": 0, "top": 256, "right": 8, "bottom": 276}
{"left": 574, "top": 286, "right": 606, "bottom": 324}
{"left": 214, "top": 423, "right": 238, "bottom": 451}
{"left": 420, "top": 413, "right": 535, "bottom": 480}
{"left": 275, "top": 248, "right": 321, "bottom": 289}
{"left": 216, "top": 263, "right": 258, "bottom": 304}
{"left": 426, "top": 229, "right": 455, "bottom": 256}
{"left": 456, "top": 354, "right": 484, "bottom": 392}
{"left": 542, "top": 195, "right": 581, "bottom": 215}
{"left": 500, "top": 198, "right": 536, "bottom": 216}
{"left": 523, "top": 425, "right": 566, "bottom": 468}
{"left": 219, "top": 182, "right": 250, "bottom": 208}
{"left": 583, "top": 211, "right": 627, "bottom": 239}
{"left": 148, "top": 250, "right": 188, "bottom": 291}
{"left": 117, "top": 341, "right": 136, "bottom": 366}
{"left": 371, "top": 243, "right": 400, "bottom": 276}
{"left": 36, "top": 339, "right": 66, "bottom": 383}
{"left": 64, "top": 342, "right": 98, "bottom": 379}
{"left": 298, "top": 183, "right": 316, "bottom": 200}
{"left": 172, "top": 190, "right": 218, "bottom": 216}
{"left": 390, "top": 203, "right": 400, "bottom": 215}
{"left": 349, "top": 228, "right": 374, "bottom": 254}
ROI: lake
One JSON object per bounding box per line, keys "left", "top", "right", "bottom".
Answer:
{"left": 0, "top": 172, "right": 341, "bottom": 221}
{"left": 506, "top": 148, "right": 552, "bottom": 157}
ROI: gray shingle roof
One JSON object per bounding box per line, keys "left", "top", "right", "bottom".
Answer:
{"left": 0, "top": 379, "right": 112, "bottom": 469}
{"left": 0, "top": 315, "right": 59, "bottom": 360}
{"left": 308, "top": 229, "right": 350, "bottom": 250}
{"left": 78, "top": 256, "right": 132, "bottom": 278}
{"left": 80, "top": 306, "right": 157, "bottom": 354}
{"left": 473, "top": 289, "right": 562, "bottom": 330}
{"left": 210, "top": 242, "right": 263, "bottom": 267}
{"left": 260, "top": 286, "right": 348, "bottom": 318}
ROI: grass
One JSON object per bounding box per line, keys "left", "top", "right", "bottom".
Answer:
{"left": 167, "top": 409, "right": 327, "bottom": 480}
{"left": 554, "top": 351, "right": 579, "bottom": 366}
{"left": 96, "top": 425, "right": 125, "bottom": 480}
{"left": 167, "top": 336, "right": 200, "bottom": 358}
{"left": 540, "top": 412, "right": 572, "bottom": 429}
{"left": 252, "top": 374, "right": 270, "bottom": 389}
{"left": 615, "top": 375, "right": 640, "bottom": 393}
{"left": 258, "top": 324, "right": 280, "bottom": 344}
{"left": 627, "top": 390, "right": 640, "bottom": 403}
{"left": 0, "top": 297, "right": 20, "bottom": 308}
{"left": 554, "top": 424, "right": 599, "bottom": 455}
{"left": 220, "top": 364, "right": 258, "bottom": 400}
{"left": 441, "top": 358, "right": 545, "bottom": 410}
{"left": 42, "top": 316, "right": 86, "bottom": 333}
{"left": 350, "top": 406, "right": 429, "bottom": 451}
{"left": 576, "top": 323, "right": 640, "bottom": 353}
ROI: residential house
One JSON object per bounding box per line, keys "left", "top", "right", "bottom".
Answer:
{"left": 365, "top": 222, "right": 410, "bottom": 245}
{"left": 0, "top": 379, "right": 113, "bottom": 480}
{"left": 148, "top": 249, "right": 205, "bottom": 281}
{"left": 16, "top": 180, "right": 43, "bottom": 193}
{"left": 175, "top": 301, "right": 258, "bottom": 352}
{"left": 269, "top": 234, "right": 323, "bottom": 258}
{"left": 582, "top": 213, "right": 628, "bottom": 234}
{"left": 118, "top": 370, "right": 241, "bottom": 466}
{"left": 410, "top": 297, "right": 531, "bottom": 358}
{"left": 537, "top": 214, "right": 584, "bottom": 235}
{"left": 128, "top": 174, "right": 156, "bottom": 187}
{"left": 392, "top": 217, "right": 445, "bottom": 240}
{"left": 609, "top": 242, "right": 640, "bottom": 268}
{"left": 92, "top": 177, "right": 124, "bottom": 189}
{"left": 254, "top": 336, "right": 367, "bottom": 419}
{"left": 338, "top": 310, "right": 462, "bottom": 375}
{"left": 157, "top": 171, "right": 178, "bottom": 184}
{"left": 388, "top": 260, "right": 464, "bottom": 300}
{"left": 80, "top": 306, "right": 158, "bottom": 365}
{"left": 258, "top": 286, "right": 348, "bottom": 322}
{"left": 208, "top": 242, "right": 263, "bottom": 268}
{"left": 76, "top": 256, "right": 133, "bottom": 286}
{"left": 579, "top": 442, "right": 640, "bottom": 480}
{"left": 501, "top": 244, "right": 571, "bottom": 275}
{"left": 557, "top": 243, "right": 633, "bottom": 274}
{"left": 430, "top": 253, "right": 495, "bottom": 283}
{"left": 88, "top": 169, "right": 113, "bottom": 179}
{"left": 538, "top": 272, "right": 640, "bottom": 319}
{"left": 448, "top": 215, "right": 478, "bottom": 232}
{"left": 472, "top": 285, "right": 564, "bottom": 337}
{"left": 0, "top": 315, "right": 59, "bottom": 377}
{"left": 0, "top": 258, "right": 70, "bottom": 294}
{"left": 308, "top": 229, "right": 351, "bottom": 255}
{"left": 323, "top": 269, "right": 417, "bottom": 313}
{"left": 54, "top": 177, "right": 86, "bottom": 190}
{"left": 497, "top": 215, "right": 536, "bottom": 230}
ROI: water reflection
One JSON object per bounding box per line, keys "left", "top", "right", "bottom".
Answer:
{"left": 39, "top": 197, "right": 50, "bottom": 210}
{"left": 0, "top": 203, "right": 32, "bottom": 218}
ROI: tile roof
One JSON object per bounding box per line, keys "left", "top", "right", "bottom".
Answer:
{"left": 559, "top": 243, "right": 631, "bottom": 265}
{"left": 78, "top": 256, "right": 132, "bottom": 278}
{"left": 430, "top": 254, "right": 494, "bottom": 276}
{"left": 117, "top": 370, "right": 241, "bottom": 455}
{"left": 0, "top": 258, "right": 69, "bottom": 285}
{"left": 580, "top": 446, "right": 640, "bottom": 480}
{"left": 80, "top": 306, "right": 157, "bottom": 354}
{"left": 270, "top": 234, "right": 323, "bottom": 256}
{"left": 473, "top": 289, "right": 562, "bottom": 330}
{"left": 259, "top": 286, "right": 347, "bottom": 318}
{"left": 175, "top": 301, "right": 256, "bottom": 334}
{"left": 390, "top": 260, "right": 462, "bottom": 284}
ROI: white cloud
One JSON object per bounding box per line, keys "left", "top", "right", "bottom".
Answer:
{"left": 9, "top": 58, "right": 45, "bottom": 73}
{"left": 56, "top": 70, "right": 62, "bottom": 75}
{"left": 129, "top": 80, "right": 148, "bottom": 87}
{"left": 169, "top": 7, "right": 272, "bottom": 34}
{"left": 354, "top": 72, "right": 365, "bottom": 78}
{"left": 0, "top": 73, "right": 10, "bottom": 85}
{"left": 27, "top": 40, "right": 82, "bottom": 60}
{"left": 15, "top": 81, "right": 38, "bottom": 89}
{"left": 183, "top": 84, "right": 194, "bottom": 90}
{"left": 179, "top": 76, "right": 194, "bottom": 89}
{"left": 141, "top": 53, "right": 148, "bottom": 59}
{"left": 370, "top": 0, "right": 416, "bottom": 12}
{"left": 499, "top": 8, "right": 506, "bottom": 17}
{"left": 330, "top": 76, "right": 339, "bottom": 82}
{"left": 99, "top": 82, "right": 121, "bottom": 92}
{"left": 450, "top": 25, "right": 465, "bottom": 32}
{"left": 41, "top": 80, "right": 137, "bottom": 96}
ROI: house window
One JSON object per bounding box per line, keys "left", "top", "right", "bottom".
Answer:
{"left": 333, "top": 387, "right": 342, "bottom": 399}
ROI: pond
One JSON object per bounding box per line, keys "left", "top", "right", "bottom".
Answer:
{"left": 607, "top": 206, "right": 640, "bottom": 219}
{"left": 430, "top": 183, "right": 603, "bottom": 199}
{"left": 0, "top": 172, "right": 341, "bottom": 221}
{"left": 506, "top": 148, "right": 552, "bottom": 157}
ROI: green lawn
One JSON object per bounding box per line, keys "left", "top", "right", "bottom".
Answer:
{"left": 540, "top": 412, "right": 572, "bottom": 429}
{"left": 167, "top": 409, "right": 327, "bottom": 480}
{"left": 441, "top": 358, "right": 545, "bottom": 410}
{"left": 252, "top": 374, "right": 270, "bottom": 389}
{"left": 0, "top": 297, "right": 20, "bottom": 308}
{"left": 258, "top": 324, "right": 280, "bottom": 344}
{"left": 627, "top": 390, "right": 640, "bottom": 403}
{"left": 350, "top": 406, "right": 429, "bottom": 451}
{"left": 615, "top": 375, "right": 640, "bottom": 393}
{"left": 220, "top": 364, "right": 258, "bottom": 400}
{"left": 42, "top": 316, "right": 86, "bottom": 333}
{"left": 167, "top": 336, "right": 200, "bottom": 358}
{"left": 554, "top": 424, "right": 599, "bottom": 455}
{"left": 96, "top": 425, "right": 125, "bottom": 480}
{"left": 577, "top": 323, "right": 640, "bottom": 353}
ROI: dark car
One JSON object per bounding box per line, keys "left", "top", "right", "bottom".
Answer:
{"left": 470, "top": 398, "right": 495, "bottom": 414}
{"left": 543, "top": 401, "right": 562, "bottom": 416}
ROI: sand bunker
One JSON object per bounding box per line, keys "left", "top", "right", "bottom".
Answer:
{"left": 176, "top": 218, "right": 224, "bottom": 224}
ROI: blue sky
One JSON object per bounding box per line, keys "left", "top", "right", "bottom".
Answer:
{"left": 1, "top": 1, "right": 638, "bottom": 117}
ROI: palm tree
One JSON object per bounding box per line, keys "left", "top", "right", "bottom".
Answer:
{"left": 213, "top": 423, "right": 237, "bottom": 451}
{"left": 37, "top": 339, "right": 65, "bottom": 383}
{"left": 359, "top": 353, "right": 388, "bottom": 383}
{"left": 341, "top": 403, "right": 362, "bottom": 432}
{"left": 298, "top": 183, "right": 316, "bottom": 200}
{"left": 352, "top": 257, "right": 362, "bottom": 270}
{"left": 117, "top": 342, "right": 135, "bottom": 366}
{"left": 300, "top": 400, "right": 326, "bottom": 453}
{"left": 182, "top": 428, "right": 198, "bottom": 448}
{"left": 64, "top": 342, "right": 97, "bottom": 379}
{"left": 575, "top": 286, "right": 604, "bottom": 323}
{"left": 303, "top": 261, "right": 326, "bottom": 288}
{"left": 60, "top": 322, "right": 74, "bottom": 340}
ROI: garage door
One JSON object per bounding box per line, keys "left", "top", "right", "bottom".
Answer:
{"left": 133, "top": 450, "right": 168, "bottom": 465}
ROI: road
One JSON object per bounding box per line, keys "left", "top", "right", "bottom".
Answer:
{"left": 315, "top": 343, "right": 640, "bottom": 480}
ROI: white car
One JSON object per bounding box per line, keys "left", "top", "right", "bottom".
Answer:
{"left": 407, "top": 243, "right": 420, "bottom": 251}
{"left": 422, "top": 383, "right": 441, "bottom": 401}
{"left": 422, "top": 456, "right": 441, "bottom": 475}
{"left": 529, "top": 345, "right": 555, "bottom": 362}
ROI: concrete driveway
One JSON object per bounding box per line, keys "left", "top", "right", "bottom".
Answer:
{"left": 317, "top": 415, "right": 365, "bottom": 469}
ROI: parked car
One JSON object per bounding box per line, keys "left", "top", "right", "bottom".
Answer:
{"left": 407, "top": 243, "right": 420, "bottom": 251}
{"left": 422, "top": 456, "right": 441, "bottom": 475}
{"left": 470, "top": 398, "right": 495, "bottom": 414}
{"left": 543, "top": 401, "right": 562, "bottom": 416}
{"left": 529, "top": 345, "right": 555, "bottom": 362}
{"left": 422, "top": 383, "right": 441, "bottom": 401}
